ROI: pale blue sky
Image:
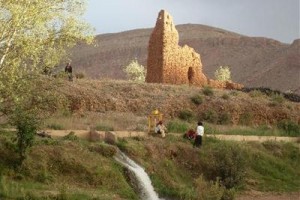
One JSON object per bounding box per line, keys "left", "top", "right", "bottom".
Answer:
{"left": 84, "top": 0, "right": 300, "bottom": 43}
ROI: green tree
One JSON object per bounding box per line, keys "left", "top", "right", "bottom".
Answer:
{"left": 123, "top": 59, "right": 146, "bottom": 82}
{"left": 214, "top": 66, "right": 231, "bottom": 82}
{"left": 0, "top": 0, "right": 94, "bottom": 163}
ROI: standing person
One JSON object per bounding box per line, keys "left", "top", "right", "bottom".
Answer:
{"left": 155, "top": 121, "right": 167, "bottom": 138}
{"left": 65, "top": 62, "right": 73, "bottom": 81}
{"left": 194, "top": 121, "right": 204, "bottom": 148}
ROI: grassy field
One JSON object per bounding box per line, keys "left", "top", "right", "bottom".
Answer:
{"left": 0, "top": 128, "right": 299, "bottom": 200}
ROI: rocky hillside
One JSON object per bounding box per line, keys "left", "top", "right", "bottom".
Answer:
{"left": 58, "top": 79, "right": 300, "bottom": 126}
{"left": 69, "top": 24, "right": 300, "bottom": 94}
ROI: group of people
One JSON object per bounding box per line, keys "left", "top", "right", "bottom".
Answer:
{"left": 155, "top": 120, "right": 204, "bottom": 148}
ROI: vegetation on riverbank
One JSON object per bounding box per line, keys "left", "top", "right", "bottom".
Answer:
{"left": 0, "top": 128, "right": 299, "bottom": 199}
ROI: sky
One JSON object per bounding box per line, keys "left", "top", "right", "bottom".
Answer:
{"left": 84, "top": 0, "right": 300, "bottom": 44}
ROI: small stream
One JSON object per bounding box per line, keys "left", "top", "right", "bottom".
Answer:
{"left": 114, "top": 150, "right": 163, "bottom": 200}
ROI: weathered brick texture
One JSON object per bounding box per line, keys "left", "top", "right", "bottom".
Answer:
{"left": 146, "top": 10, "right": 243, "bottom": 90}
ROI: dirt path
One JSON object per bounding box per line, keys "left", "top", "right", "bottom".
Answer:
{"left": 206, "top": 134, "right": 299, "bottom": 143}
{"left": 236, "top": 191, "right": 300, "bottom": 200}
{"left": 40, "top": 129, "right": 299, "bottom": 143}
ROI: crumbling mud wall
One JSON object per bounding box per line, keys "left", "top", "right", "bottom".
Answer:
{"left": 146, "top": 10, "right": 243, "bottom": 90}
{"left": 146, "top": 10, "right": 207, "bottom": 86}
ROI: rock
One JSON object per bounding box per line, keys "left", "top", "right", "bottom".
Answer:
{"left": 105, "top": 131, "right": 118, "bottom": 144}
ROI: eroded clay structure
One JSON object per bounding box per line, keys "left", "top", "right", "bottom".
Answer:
{"left": 146, "top": 10, "right": 243, "bottom": 89}
{"left": 146, "top": 10, "right": 207, "bottom": 86}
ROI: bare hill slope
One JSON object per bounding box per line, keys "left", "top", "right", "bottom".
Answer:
{"left": 69, "top": 24, "right": 300, "bottom": 94}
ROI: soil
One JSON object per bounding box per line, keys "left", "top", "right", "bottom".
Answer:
{"left": 236, "top": 191, "right": 300, "bottom": 200}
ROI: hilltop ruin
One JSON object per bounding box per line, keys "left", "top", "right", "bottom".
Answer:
{"left": 146, "top": 10, "right": 243, "bottom": 89}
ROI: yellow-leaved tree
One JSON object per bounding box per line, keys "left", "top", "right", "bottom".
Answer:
{"left": 0, "top": 0, "right": 94, "bottom": 163}
{"left": 123, "top": 59, "right": 146, "bottom": 82}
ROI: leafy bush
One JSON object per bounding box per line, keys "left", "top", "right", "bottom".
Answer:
{"left": 221, "top": 94, "right": 230, "bottom": 100}
{"left": 167, "top": 120, "right": 189, "bottom": 133}
{"left": 277, "top": 120, "right": 300, "bottom": 136}
{"left": 178, "top": 109, "right": 195, "bottom": 122}
{"left": 10, "top": 108, "right": 40, "bottom": 163}
{"left": 191, "top": 94, "right": 203, "bottom": 105}
{"left": 218, "top": 112, "right": 231, "bottom": 125}
{"left": 62, "top": 131, "right": 78, "bottom": 141}
{"left": 215, "top": 66, "right": 231, "bottom": 82}
{"left": 201, "top": 142, "right": 247, "bottom": 189}
{"left": 271, "top": 93, "right": 285, "bottom": 104}
{"left": 202, "top": 86, "right": 214, "bottom": 96}
{"left": 123, "top": 59, "right": 146, "bottom": 82}
{"left": 89, "top": 144, "right": 117, "bottom": 157}
{"left": 201, "top": 109, "right": 218, "bottom": 124}
{"left": 239, "top": 113, "right": 253, "bottom": 126}
{"left": 249, "top": 90, "right": 264, "bottom": 98}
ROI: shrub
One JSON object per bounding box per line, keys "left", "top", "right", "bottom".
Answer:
{"left": 201, "top": 142, "right": 247, "bottom": 189}
{"left": 195, "top": 176, "right": 225, "bottom": 200}
{"left": 123, "top": 59, "right": 146, "bottom": 82}
{"left": 230, "top": 91, "right": 239, "bottom": 96}
{"left": 214, "top": 66, "right": 231, "bottom": 82}
{"left": 201, "top": 109, "right": 218, "bottom": 124}
{"left": 191, "top": 94, "right": 203, "bottom": 105}
{"left": 271, "top": 93, "right": 285, "bottom": 104}
{"left": 218, "top": 113, "right": 231, "bottom": 125}
{"left": 249, "top": 90, "right": 264, "bottom": 98}
{"left": 277, "top": 120, "right": 300, "bottom": 136}
{"left": 62, "top": 131, "right": 78, "bottom": 141}
{"left": 9, "top": 108, "right": 40, "bottom": 163}
{"left": 221, "top": 94, "right": 230, "bottom": 100}
{"left": 202, "top": 86, "right": 214, "bottom": 96}
{"left": 89, "top": 144, "right": 117, "bottom": 157}
{"left": 167, "top": 120, "right": 189, "bottom": 133}
{"left": 239, "top": 112, "right": 253, "bottom": 126}
{"left": 178, "top": 110, "right": 195, "bottom": 122}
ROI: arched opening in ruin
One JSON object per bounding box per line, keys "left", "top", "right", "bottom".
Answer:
{"left": 188, "top": 67, "right": 195, "bottom": 84}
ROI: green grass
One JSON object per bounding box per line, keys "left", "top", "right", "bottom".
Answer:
{"left": 205, "top": 124, "right": 300, "bottom": 137}
{"left": 246, "top": 141, "right": 300, "bottom": 192}
{"left": 120, "top": 136, "right": 300, "bottom": 199}
{"left": 0, "top": 128, "right": 299, "bottom": 199}
{"left": 0, "top": 130, "right": 138, "bottom": 200}
{"left": 167, "top": 119, "right": 192, "bottom": 133}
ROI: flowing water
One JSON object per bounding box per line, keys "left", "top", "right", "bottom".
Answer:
{"left": 114, "top": 150, "right": 163, "bottom": 200}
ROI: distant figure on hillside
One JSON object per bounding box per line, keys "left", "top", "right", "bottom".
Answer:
{"left": 193, "top": 121, "right": 204, "bottom": 148}
{"left": 65, "top": 62, "right": 73, "bottom": 81}
{"left": 155, "top": 121, "right": 167, "bottom": 138}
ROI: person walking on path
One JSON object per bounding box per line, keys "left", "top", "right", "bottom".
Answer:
{"left": 194, "top": 121, "right": 204, "bottom": 148}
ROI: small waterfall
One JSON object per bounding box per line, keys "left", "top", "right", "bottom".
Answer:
{"left": 114, "top": 150, "right": 162, "bottom": 200}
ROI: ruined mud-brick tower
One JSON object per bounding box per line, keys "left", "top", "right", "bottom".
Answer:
{"left": 146, "top": 10, "right": 208, "bottom": 86}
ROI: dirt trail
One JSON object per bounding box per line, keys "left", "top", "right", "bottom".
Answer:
{"left": 39, "top": 129, "right": 299, "bottom": 143}
{"left": 236, "top": 192, "right": 300, "bottom": 200}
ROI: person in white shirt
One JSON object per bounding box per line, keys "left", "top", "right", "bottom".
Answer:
{"left": 193, "top": 121, "right": 204, "bottom": 148}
